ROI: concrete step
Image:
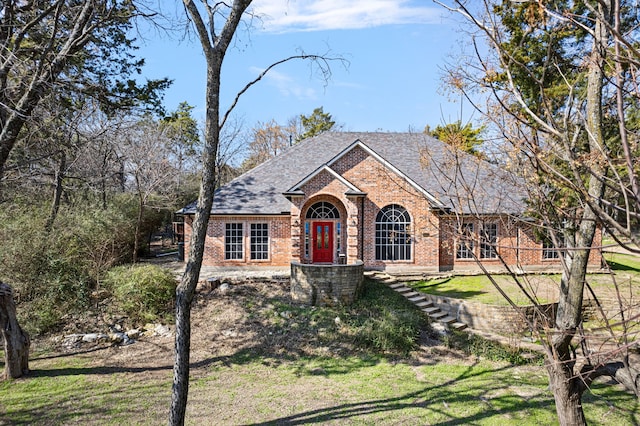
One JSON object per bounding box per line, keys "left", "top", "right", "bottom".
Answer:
{"left": 388, "top": 282, "right": 405, "bottom": 290}
{"left": 449, "top": 322, "right": 468, "bottom": 331}
{"left": 429, "top": 311, "right": 448, "bottom": 320}
{"left": 401, "top": 291, "right": 420, "bottom": 298}
{"left": 414, "top": 300, "right": 433, "bottom": 309}
{"left": 422, "top": 306, "right": 441, "bottom": 315}
{"left": 393, "top": 286, "right": 413, "bottom": 294}
{"left": 439, "top": 316, "right": 457, "bottom": 325}
{"left": 407, "top": 295, "right": 426, "bottom": 303}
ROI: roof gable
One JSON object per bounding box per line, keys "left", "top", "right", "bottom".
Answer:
{"left": 285, "top": 165, "right": 365, "bottom": 196}
{"left": 327, "top": 139, "right": 445, "bottom": 207}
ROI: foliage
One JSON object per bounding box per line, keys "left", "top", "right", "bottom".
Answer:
{"left": 104, "top": 264, "right": 177, "bottom": 324}
{"left": 440, "top": 0, "right": 640, "bottom": 422}
{"left": 0, "top": 199, "right": 139, "bottom": 334}
{"left": 443, "top": 331, "right": 544, "bottom": 365}
{"left": 348, "top": 279, "right": 425, "bottom": 354}
{"left": 425, "top": 120, "right": 486, "bottom": 157}
{"left": 0, "top": 0, "right": 170, "bottom": 188}
{"left": 261, "top": 279, "right": 426, "bottom": 356}
{"left": 298, "top": 107, "right": 336, "bottom": 141}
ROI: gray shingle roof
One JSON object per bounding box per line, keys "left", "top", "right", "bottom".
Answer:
{"left": 180, "top": 132, "right": 527, "bottom": 215}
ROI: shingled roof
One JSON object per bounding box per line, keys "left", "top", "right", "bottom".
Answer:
{"left": 180, "top": 132, "right": 527, "bottom": 215}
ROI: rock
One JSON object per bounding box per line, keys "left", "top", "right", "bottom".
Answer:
{"left": 126, "top": 329, "right": 141, "bottom": 339}
{"left": 81, "top": 333, "right": 109, "bottom": 343}
{"left": 109, "top": 332, "right": 126, "bottom": 344}
{"left": 218, "top": 283, "right": 230, "bottom": 293}
{"left": 221, "top": 329, "right": 238, "bottom": 338}
{"left": 154, "top": 324, "right": 172, "bottom": 337}
{"left": 82, "top": 333, "right": 99, "bottom": 343}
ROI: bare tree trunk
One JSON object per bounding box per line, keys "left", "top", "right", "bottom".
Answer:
{"left": 169, "top": 2, "right": 252, "bottom": 425}
{"left": 0, "top": 282, "right": 30, "bottom": 380}
{"left": 45, "top": 150, "right": 67, "bottom": 232}
{"left": 547, "top": 362, "right": 586, "bottom": 426}
{"left": 133, "top": 190, "right": 144, "bottom": 263}
{"left": 549, "top": 2, "right": 609, "bottom": 423}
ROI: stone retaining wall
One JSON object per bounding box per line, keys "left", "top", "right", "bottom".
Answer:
{"left": 290, "top": 261, "right": 364, "bottom": 306}
{"left": 422, "top": 293, "right": 557, "bottom": 335}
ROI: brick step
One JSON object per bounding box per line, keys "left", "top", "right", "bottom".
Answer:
{"left": 414, "top": 301, "right": 433, "bottom": 309}
{"left": 429, "top": 311, "right": 448, "bottom": 320}
{"left": 407, "top": 295, "right": 426, "bottom": 303}
{"left": 422, "top": 306, "right": 441, "bottom": 315}
{"left": 449, "top": 322, "right": 468, "bottom": 331}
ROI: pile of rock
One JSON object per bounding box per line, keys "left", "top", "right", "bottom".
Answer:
{"left": 59, "top": 323, "right": 173, "bottom": 350}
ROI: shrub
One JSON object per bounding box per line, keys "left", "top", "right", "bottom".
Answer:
{"left": 348, "top": 280, "right": 426, "bottom": 355}
{"left": 104, "top": 264, "right": 177, "bottom": 324}
{"left": 0, "top": 200, "right": 139, "bottom": 334}
{"left": 443, "top": 331, "right": 544, "bottom": 365}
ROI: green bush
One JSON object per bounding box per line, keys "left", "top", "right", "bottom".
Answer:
{"left": 104, "top": 264, "right": 177, "bottom": 324}
{"left": 348, "top": 280, "right": 426, "bottom": 355}
{"left": 0, "top": 200, "right": 139, "bottom": 334}
{"left": 443, "top": 331, "right": 544, "bottom": 365}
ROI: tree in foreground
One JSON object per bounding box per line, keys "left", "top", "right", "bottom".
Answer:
{"left": 437, "top": 1, "right": 639, "bottom": 424}
{"left": 0, "top": 282, "right": 29, "bottom": 380}
{"left": 171, "top": 1, "right": 343, "bottom": 424}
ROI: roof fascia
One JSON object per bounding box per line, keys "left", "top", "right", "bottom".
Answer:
{"left": 285, "top": 165, "right": 363, "bottom": 194}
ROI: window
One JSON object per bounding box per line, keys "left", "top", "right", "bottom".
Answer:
{"left": 225, "top": 223, "right": 243, "bottom": 260}
{"left": 304, "top": 222, "right": 310, "bottom": 258}
{"left": 542, "top": 234, "right": 562, "bottom": 259}
{"left": 375, "top": 204, "right": 412, "bottom": 261}
{"left": 306, "top": 201, "right": 340, "bottom": 219}
{"left": 250, "top": 223, "right": 269, "bottom": 260}
{"left": 480, "top": 223, "right": 498, "bottom": 259}
{"left": 457, "top": 223, "right": 474, "bottom": 259}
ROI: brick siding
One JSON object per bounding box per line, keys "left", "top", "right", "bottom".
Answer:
{"left": 183, "top": 144, "right": 602, "bottom": 270}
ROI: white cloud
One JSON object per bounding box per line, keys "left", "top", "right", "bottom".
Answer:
{"left": 250, "top": 0, "right": 442, "bottom": 33}
{"left": 250, "top": 66, "right": 318, "bottom": 100}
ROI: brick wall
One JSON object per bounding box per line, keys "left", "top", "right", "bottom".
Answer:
{"left": 183, "top": 143, "right": 603, "bottom": 270}
{"left": 183, "top": 215, "right": 291, "bottom": 267}
{"left": 331, "top": 145, "right": 441, "bottom": 269}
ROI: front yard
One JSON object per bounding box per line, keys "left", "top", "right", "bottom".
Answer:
{"left": 409, "top": 252, "right": 640, "bottom": 308}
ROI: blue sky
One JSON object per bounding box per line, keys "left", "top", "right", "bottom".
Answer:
{"left": 138, "top": 0, "right": 472, "bottom": 132}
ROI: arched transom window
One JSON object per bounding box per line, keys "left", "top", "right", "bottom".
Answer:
{"left": 306, "top": 201, "right": 340, "bottom": 219}
{"left": 375, "top": 204, "right": 412, "bottom": 261}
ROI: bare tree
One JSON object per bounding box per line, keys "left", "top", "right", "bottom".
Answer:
{"left": 117, "top": 117, "right": 179, "bottom": 262}
{"left": 171, "top": 1, "right": 345, "bottom": 423}
{"left": 436, "top": 1, "right": 640, "bottom": 424}
{"left": 0, "top": 1, "right": 169, "bottom": 197}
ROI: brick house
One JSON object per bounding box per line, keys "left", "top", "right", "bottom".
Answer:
{"left": 179, "top": 132, "right": 601, "bottom": 272}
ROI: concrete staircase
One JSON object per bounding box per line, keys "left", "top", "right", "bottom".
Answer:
{"left": 367, "top": 272, "right": 467, "bottom": 331}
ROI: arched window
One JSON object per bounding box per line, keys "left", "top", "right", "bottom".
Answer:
{"left": 375, "top": 204, "right": 412, "bottom": 261}
{"left": 306, "top": 201, "right": 340, "bottom": 219}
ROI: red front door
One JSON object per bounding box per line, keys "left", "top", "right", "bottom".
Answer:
{"left": 312, "top": 222, "right": 333, "bottom": 263}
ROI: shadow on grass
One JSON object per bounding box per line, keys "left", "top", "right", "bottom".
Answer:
{"left": 605, "top": 258, "right": 640, "bottom": 273}
{"left": 242, "top": 362, "right": 553, "bottom": 426}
